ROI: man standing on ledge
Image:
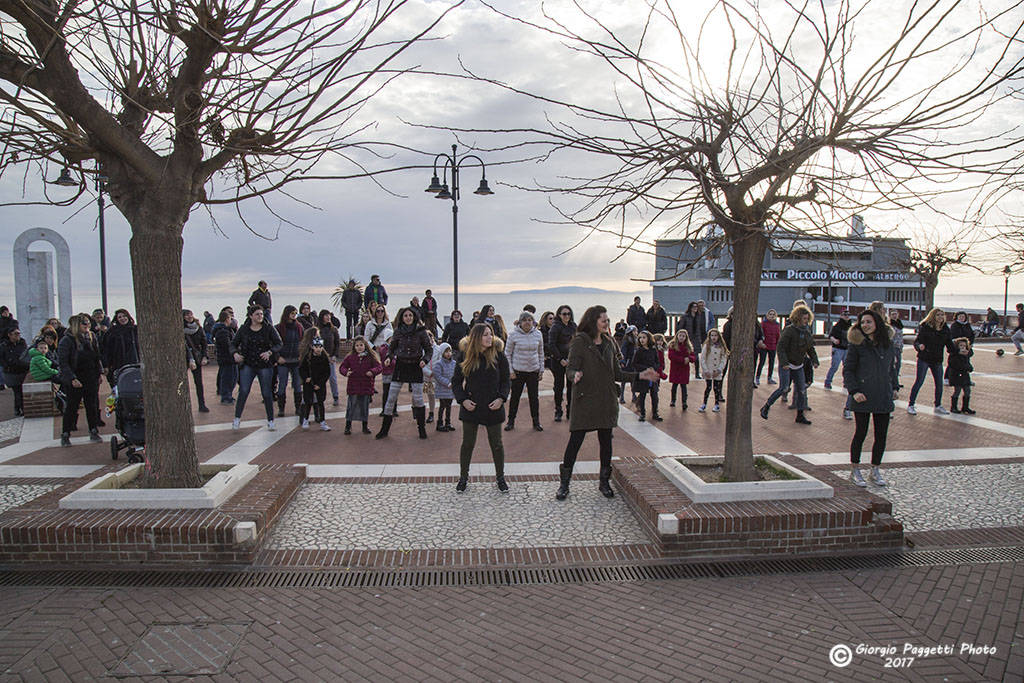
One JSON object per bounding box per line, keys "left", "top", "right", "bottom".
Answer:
{"left": 248, "top": 280, "right": 272, "bottom": 319}
{"left": 364, "top": 274, "right": 388, "bottom": 309}
{"left": 627, "top": 296, "right": 647, "bottom": 331}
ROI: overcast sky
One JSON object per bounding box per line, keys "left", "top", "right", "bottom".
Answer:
{"left": 2, "top": 0, "right": 1021, "bottom": 317}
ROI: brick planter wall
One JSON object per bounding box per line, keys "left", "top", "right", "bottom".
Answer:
{"left": 0, "top": 464, "right": 305, "bottom": 566}
{"left": 21, "top": 382, "right": 59, "bottom": 418}
{"left": 614, "top": 454, "right": 903, "bottom": 559}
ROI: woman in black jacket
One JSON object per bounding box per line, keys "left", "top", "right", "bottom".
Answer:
{"left": 548, "top": 305, "right": 577, "bottom": 422}
{"left": 452, "top": 323, "right": 511, "bottom": 492}
{"left": 441, "top": 310, "right": 470, "bottom": 351}
{"left": 631, "top": 331, "right": 662, "bottom": 422}
{"left": 0, "top": 327, "right": 29, "bottom": 416}
{"left": 183, "top": 309, "right": 210, "bottom": 413}
{"left": 907, "top": 308, "right": 954, "bottom": 415}
{"left": 102, "top": 309, "right": 140, "bottom": 388}
{"left": 57, "top": 314, "right": 104, "bottom": 446}
{"left": 844, "top": 310, "right": 900, "bottom": 487}
{"left": 274, "top": 305, "right": 305, "bottom": 417}
{"left": 376, "top": 307, "right": 433, "bottom": 439}
{"left": 212, "top": 310, "right": 237, "bottom": 404}
{"left": 230, "top": 307, "right": 283, "bottom": 431}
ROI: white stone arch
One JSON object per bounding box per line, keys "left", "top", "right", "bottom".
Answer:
{"left": 13, "top": 228, "right": 72, "bottom": 337}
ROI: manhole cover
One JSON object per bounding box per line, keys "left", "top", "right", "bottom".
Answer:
{"left": 109, "top": 621, "right": 249, "bottom": 676}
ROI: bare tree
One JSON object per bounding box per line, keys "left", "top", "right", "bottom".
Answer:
{"left": 0, "top": 0, "right": 458, "bottom": 487}
{"left": 457, "top": 0, "right": 1024, "bottom": 480}
{"left": 898, "top": 230, "right": 982, "bottom": 312}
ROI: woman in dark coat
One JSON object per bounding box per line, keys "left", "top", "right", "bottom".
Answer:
{"left": 212, "top": 310, "right": 237, "bottom": 404}
{"left": 759, "top": 305, "right": 818, "bottom": 425}
{"left": 183, "top": 309, "right": 210, "bottom": 412}
{"left": 57, "top": 314, "right": 104, "bottom": 446}
{"left": 557, "top": 306, "right": 659, "bottom": 500}
{"left": 440, "top": 310, "right": 470, "bottom": 351}
{"left": 0, "top": 327, "right": 29, "bottom": 416}
{"left": 907, "top": 308, "right": 954, "bottom": 415}
{"left": 452, "top": 324, "right": 511, "bottom": 492}
{"left": 230, "top": 307, "right": 283, "bottom": 431}
{"left": 102, "top": 309, "right": 140, "bottom": 388}
{"left": 843, "top": 309, "right": 900, "bottom": 488}
{"left": 376, "top": 307, "right": 433, "bottom": 439}
{"left": 548, "top": 305, "right": 577, "bottom": 422}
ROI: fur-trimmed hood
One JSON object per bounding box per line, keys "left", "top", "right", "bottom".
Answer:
{"left": 847, "top": 320, "right": 895, "bottom": 346}
{"left": 458, "top": 335, "right": 505, "bottom": 354}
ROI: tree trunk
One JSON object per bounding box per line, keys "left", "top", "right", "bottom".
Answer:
{"left": 126, "top": 198, "right": 202, "bottom": 489}
{"left": 925, "top": 278, "right": 937, "bottom": 313}
{"left": 722, "top": 229, "right": 768, "bottom": 482}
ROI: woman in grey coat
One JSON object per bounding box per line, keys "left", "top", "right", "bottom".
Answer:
{"left": 843, "top": 309, "right": 900, "bottom": 488}
{"left": 504, "top": 311, "right": 546, "bottom": 432}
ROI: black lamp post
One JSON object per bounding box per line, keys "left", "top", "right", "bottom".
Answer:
{"left": 50, "top": 164, "right": 109, "bottom": 312}
{"left": 425, "top": 144, "right": 494, "bottom": 312}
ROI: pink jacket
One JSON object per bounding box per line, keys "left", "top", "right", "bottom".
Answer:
{"left": 339, "top": 352, "right": 383, "bottom": 396}
{"left": 667, "top": 346, "right": 696, "bottom": 384}
{"left": 761, "top": 320, "right": 781, "bottom": 351}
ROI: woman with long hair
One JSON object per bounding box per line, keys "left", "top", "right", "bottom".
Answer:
{"left": 452, "top": 324, "right": 512, "bottom": 492}
{"left": 631, "top": 331, "right": 662, "bottom": 421}
{"left": 274, "top": 305, "right": 305, "bottom": 417}
{"left": 212, "top": 309, "right": 237, "bottom": 404}
{"left": 844, "top": 309, "right": 900, "bottom": 487}
{"left": 667, "top": 328, "right": 696, "bottom": 409}
{"left": 229, "top": 306, "right": 283, "bottom": 431}
{"left": 183, "top": 309, "right": 210, "bottom": 413}
{"left": 57, "top": 313, "right": 105, "bottom": 446}
{"left": 548, "top": 304, "right": 577, "bottom": 422}
{"left": 907, "top": 307, "right": 953, "bottom": 415}
{"left": 376, "top": 307, "right": 433, "bottom": 439}
{"left": 556, "top": 306, "right": 659, "bottom": 500}
{"left": 760, "top": 305, "right": 818, "bottom": 425}
{"left": 103, "top": 309, "right": 140, "bottom": 389}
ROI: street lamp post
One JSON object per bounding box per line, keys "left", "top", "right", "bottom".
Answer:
{"left": 425, "top": 144, "right": 493, "bottom": 312}
{"left": 1004, "top": 265, "right": 1012, "bottom": 330}
{"left": 51, "top": 165, "right": 109, "bottom": 312}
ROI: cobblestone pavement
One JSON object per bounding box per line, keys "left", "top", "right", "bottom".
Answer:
{"left": 0, "top": 484, "right": 58, "bottom": 515}
{"left": 831, "top": 463, "right": 1024, "bottom": 532}
{"left": 264, "top": 482, "right": 650, "bottom": 550}
{"left": 0, "top": 417, "right": 22, "bottom": 444}
{"left": 0, "top": 560, "right": 1020, "bottom": 682}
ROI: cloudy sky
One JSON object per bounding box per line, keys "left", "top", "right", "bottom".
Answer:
{"left": 2, "top": 0, "right": 1021, "bottom": 318}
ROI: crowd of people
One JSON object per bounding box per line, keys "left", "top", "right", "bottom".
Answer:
{"left": 2, "top": 281, "right": 1023, "bottom": 496}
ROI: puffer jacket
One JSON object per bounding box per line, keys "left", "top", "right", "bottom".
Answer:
{"left": 441, "top": 320, "right": 470, "bottom": 350}
{"left": 388, "top": 320, "right": 432, "bottom": 365}
{"left": 843, "top": 325, "right": 900, "bottom": 414}
{"left": 339, "top": 351, "right": 382, "bottom": 395}
{"left": 341, "top": 287, "right": 363, "bottom": 313}
{"left": 432, "top": 343, "right": 456, "bottom": 400}
{"left": 505, "top": 324, "right": 545, "bottom": 373}
{"left": 212, "top": 323, "right": 234, "bottom": 364}
{"left": 299, "top": 350, "right": 331, "bottom": 387}
{"left": 0, "top": 337, "right": 29, "bottom": 374}
{"left": 914, "top": 322, "right": 952, "bottom": 364}
{"left": 946, "top": 350, "right": 973, "bottom": 387}
{"left": 949, "top": 318, "right": 975, "bottom": 346}
{"left": 275, "top": 321, "right": 304, "bottom": 364}
{"left": 548, "top": 318, "right": 577, "bottom": 365}
{"left": 699, "top": 343, "right": 728, "bottom": 380}
{"left": 761, "top": 319, "right": 781, "bottom": 350}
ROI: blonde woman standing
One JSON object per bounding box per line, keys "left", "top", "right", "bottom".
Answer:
{"left": 452, "top": 324, "right": 511, "bottom": 492}
{"left": 907, "top": 308, "right": 954, "bottom": 415}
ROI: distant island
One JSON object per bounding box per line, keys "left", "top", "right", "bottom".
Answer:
{"left": 508, "top": 285, "right": 647, "bottom": 295}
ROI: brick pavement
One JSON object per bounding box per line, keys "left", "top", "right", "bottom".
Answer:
{"left": 0, "top": 559, "right": 1020, "bottom": 682}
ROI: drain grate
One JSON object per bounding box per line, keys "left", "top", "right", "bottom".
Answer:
{"left": 108, "top": 621, "right": 249, "bottom": 677}
{"left": 1, "top": 546, "right": 1021, "bottom": 590}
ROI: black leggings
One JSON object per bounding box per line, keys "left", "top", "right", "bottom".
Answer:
{"left": 551, "top": 363, "right": 573, "bottom": 415}
{"left": 671, "top": 383, "right": 688, "bottom": 404}
{"left": 850, "top": 412, "right": 890, "bottom": 465}
{"left": 635, "top": 382, "right": 659, "bottom": 417}
{"left": 703, "top": 379, "right": 723, "bottom": 404}
{"left": 62, "top": 377, "right": 100, "bottom": 434}
{"left": 508, "top": 370, "right": 540, "bottom": 421}
{"left": 756, "top": 349, "right": 776, "bottom": 379}
{"left": 300, "top": 383, "right": 326, "bottom": 423}
{"left": 439, "top": 398, "right": 453, "bottom": 424}
{"left": 562, "top": 428, "right": 613, "bottom": 473}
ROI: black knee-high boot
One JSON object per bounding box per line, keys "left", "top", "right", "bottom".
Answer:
{"left": 294, "top": 391, "right": 303, "bottom": 417}
{"left": 413, "top": 406, "right": 428, "bottom": 439}
{"left": 556, "top": 464, "right": 573, "bottom": 500}
{"left": 375, "top": 415, "right": 393, "bottom": 439}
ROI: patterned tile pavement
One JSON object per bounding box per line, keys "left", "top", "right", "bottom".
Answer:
{"left": 264, "top": 481, "right": 650, "bottom": 550}
{"left": 0, "top": 484, "right": 59, "bottom": 515}
{"left": 831, "top": 463, "right": 1024, "bottom": 532}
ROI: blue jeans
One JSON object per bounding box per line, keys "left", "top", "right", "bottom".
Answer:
{"left": 216, "top": 362, "right": 238, "bottom": 400}
{"left": 276, "top": 364, "right": 301, "bottom": 398}
{"left": 824, "top": 348, "right": 846, "bottom": 386}
{"left": 908, "top": 359, "right": 943, "bottom": 407}
{"left": 237, "top": 365, "right": 275, "bottom": 420}
{"left": 765, "top": 365, "right": 807, "bottom": 411}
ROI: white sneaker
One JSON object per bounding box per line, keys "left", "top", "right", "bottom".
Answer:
{"left": 301, "top": 419, "right": 309, "bottom": 430}
{"left": 712, "top": 404, "right": 720, "bottom": 412}
{"left": 850, "top": 467, "right": 867, "bottom": 487}
{"left": 267, "top": 420, "right": 276, "bottom": 431}
{"left": 869, "top": 467, "right": 888, "bottom": 486}
{"left": 907, "top": 405, "right": 917, "bottom": 415}
{"left": 232, "top": 417, "right": 241, "bottom": 431}
{"left": 698, "top": 404, "right": 707, "bottom": 413}
{"left": 843, "top": 409, "right": 853, "bottom": 420}
{"left": 934, "top": 406, "right": 950, "bottom": 415}
{"left": 320, "top": 422, "right": 331, "bottom": 431}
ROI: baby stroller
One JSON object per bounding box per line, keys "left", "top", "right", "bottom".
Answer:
{"left": 110, "top": 364, "right": 145, "bottom": 464}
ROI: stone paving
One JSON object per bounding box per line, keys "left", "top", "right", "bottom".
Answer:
{"left": 264, "top": 482, "right": 650, "bottom": 550}
{"left": 832, "top": 463, "right": 1024, "bottom": 532}
{"left": 0, "top": 417, "right": 22, "bottom": 444}
{"left": 0, "top": 484, "right": 59, "bottom": 515}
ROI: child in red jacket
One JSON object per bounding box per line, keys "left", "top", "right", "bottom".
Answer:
{"left": 339, "top": 337, "right": 383, "bottom": 434}
{"left": 667, "top": 329, "right": 697, "bottom": 409}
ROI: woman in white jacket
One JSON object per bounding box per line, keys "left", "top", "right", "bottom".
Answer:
{"left": 504, "top": 311, "right": 546, "bottom": 431}
{"left": 698, "top": 328, "right": 729, "bottom": 412}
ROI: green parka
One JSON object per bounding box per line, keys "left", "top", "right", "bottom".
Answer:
{"left": 567, "top": 332, "right": 637, "bottom": 431}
